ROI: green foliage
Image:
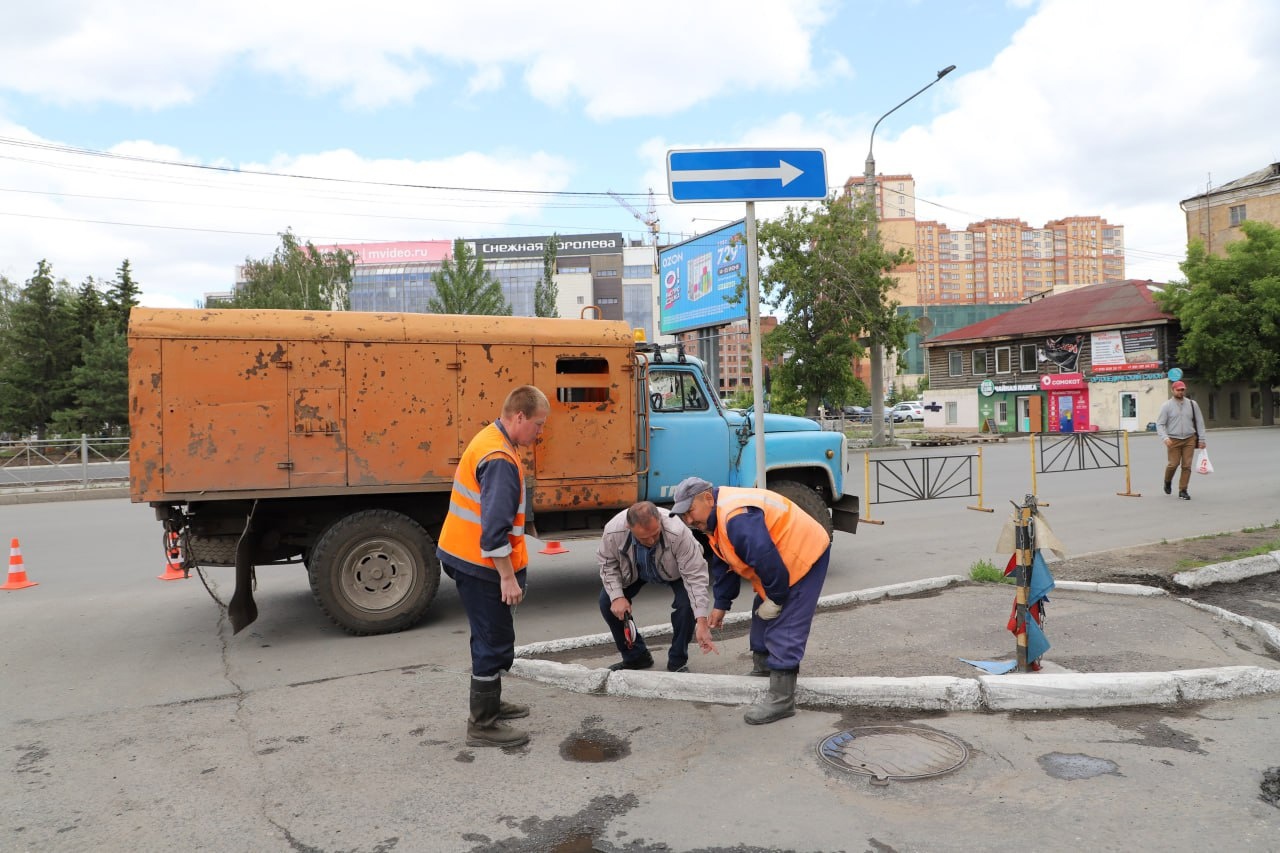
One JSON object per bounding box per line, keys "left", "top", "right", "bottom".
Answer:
{"left": 766, "top": 367, "right": 806, "bottom": 416}
{"left": 726, "top": 386, "right": 756, "bottom": 410}
{"left": 429, "top": 239, "right": 512, "bottom": 316}
{"left": 969, "top": 559, "right": 1013, "bottom": 584}
{"left": 225, "top": 230, "right": 354, "bottom": 310}
{"left": 104, "top": 260, "right": 142, "bottom": 334}
{"left": 757, "top": 195, "right": 912, "bottom": 416}
{"left": 534, "top": 234, "right": 560, "bottom": 318}
{"left": 0, "top": 261, "right": 78, "bottom": 438}
{"left": 53, "top": 323, "right": 129, "bottom": 435}
{"left": 913, "top": 375, "right": 930, "bottom": 398}
{"left": 1158, "top": 221, "right": 1280, "bottom": 389}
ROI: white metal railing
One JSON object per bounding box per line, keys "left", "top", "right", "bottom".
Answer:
{"left": 0, "top": 435, "right": 130, "bottom": 489}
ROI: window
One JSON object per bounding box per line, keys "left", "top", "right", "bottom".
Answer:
{"left": 648, "top": 369, "right": 708, "bottom": 412}
{"left": 1230, "top": 204, "right": 1247, "bottom": 227}
{"left": 945, "top": 402, "right": 958, "bottom": 425}
{"left": 996, "top": 401, "right": 1009, "bottom": 424}
{"left": 948, "top": 351, "right": 964, "bottom": 376}
{"left": 556, "top": 357, "right": 611, "bottom": 404}
{"left": 623, "top": 264, "right": 652, "bottom": 279}
{"left": 972, "top": 350, "right": 988, "bottom": 375}
{"left": 1229, "top": 391, "right": 1240, "bottom": 420}
{"left": 995, "top": 346, "right": 1011, "bottom": 373}
{"left": 1020, "top": 344, "right": 1038, "bottom": 372}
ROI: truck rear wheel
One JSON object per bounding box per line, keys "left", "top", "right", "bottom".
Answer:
{"left": 771, "top": 480, "right": 834, "bottom": 542}
{"left": 307, "top": 509, "right": 440, "bottom": 635}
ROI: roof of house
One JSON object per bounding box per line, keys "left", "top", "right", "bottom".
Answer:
{"left": 925, "top": 279, "right": 1174, "bottom": 346}
{"left": 1181, "top": 162, "right": 1280, "bottom": 204}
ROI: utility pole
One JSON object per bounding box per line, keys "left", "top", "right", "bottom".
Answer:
{"left": 865, "top": 64, "right": 955, "bottom": 446}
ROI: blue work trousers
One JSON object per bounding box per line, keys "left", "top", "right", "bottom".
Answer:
{"left": 599, "top": 578, "right": 695, "bottom": 670}
{"left": 748, "top": 547, "right": 830, "bottom": 671}
{"left": 452, "top": 569, "right": 526, "bottom": 678}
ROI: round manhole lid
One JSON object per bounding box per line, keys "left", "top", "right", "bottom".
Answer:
{"left": 817, "top": 726, "right": 968, "bottom": 785}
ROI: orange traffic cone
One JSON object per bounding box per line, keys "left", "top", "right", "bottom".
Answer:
{"left": 538, "top": 540, "right": 569, "bottom": 555}
{"left": 157, "top": 530, "right": 189, "bottom": 581}
{"left": 3, "top": 538, "right": 37, "bottom": 590}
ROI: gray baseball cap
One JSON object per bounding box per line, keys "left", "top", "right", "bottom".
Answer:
{"left": 670, "top": 477, "right": 713, "bottom": 515}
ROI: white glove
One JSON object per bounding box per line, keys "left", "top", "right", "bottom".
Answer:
{"left": 757, "top": 598, "right": 782, "bottom": 620}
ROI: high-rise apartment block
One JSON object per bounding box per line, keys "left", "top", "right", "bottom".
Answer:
{"left": 845, "top": 174, "right": 1126, "bottom": 305}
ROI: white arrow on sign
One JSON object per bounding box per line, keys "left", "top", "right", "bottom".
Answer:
{"left": 671, "top": 159, "right": 805, "bottom": 187}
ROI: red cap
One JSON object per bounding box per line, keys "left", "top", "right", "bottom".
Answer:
{"left": 1171, "top": 380, "right": 1186, "bottom": 390}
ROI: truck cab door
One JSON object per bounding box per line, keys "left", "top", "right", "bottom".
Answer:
{"left": 644, "top": 366, "right": 733, "bottom": 503}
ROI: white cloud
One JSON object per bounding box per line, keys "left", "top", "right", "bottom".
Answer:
{"left": 0, "top": 0, "right": 838, "bottom": 117}
{"left": 0, "top": 125, "right": 575, "bottom": 306}
{"left": 466, "top": 66, "right": 505, "bottom": 97}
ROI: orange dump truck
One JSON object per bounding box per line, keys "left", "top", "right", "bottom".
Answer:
{"left": 129, "top": 308, "right": 856, "bottom": 635}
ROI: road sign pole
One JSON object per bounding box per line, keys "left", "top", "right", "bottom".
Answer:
{"left": 746, "top": 201, "right": 767, "bottom": 488}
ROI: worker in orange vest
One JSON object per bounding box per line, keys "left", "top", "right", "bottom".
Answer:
{"left": 438, "top": 385, "right": 550, "bottom": 748}
{"left": 672, "top": 476, "right": 831, "bottom": 725}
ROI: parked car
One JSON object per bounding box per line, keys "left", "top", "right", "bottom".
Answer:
{"left": 891, "top": 401, "right": 925, "bottom": 422}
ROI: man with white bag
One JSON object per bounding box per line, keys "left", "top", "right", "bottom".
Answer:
{"left": 1156, "top": 380, "right": 1207, "bottom": 500}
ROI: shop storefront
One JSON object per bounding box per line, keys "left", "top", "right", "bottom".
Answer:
{"left": 977, "top": 379, "right": 1045, "bottom": 434}
{"left": 1041, "top": 372, "right": 1090, "bottom": 432}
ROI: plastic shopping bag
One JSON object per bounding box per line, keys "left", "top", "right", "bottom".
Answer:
{"left": 1193, "top": 447, "right": 1213, "bottom": 475}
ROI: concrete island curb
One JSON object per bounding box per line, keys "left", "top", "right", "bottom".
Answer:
{"left": 511, "top": 566, "right": 1280, "bottom": 712}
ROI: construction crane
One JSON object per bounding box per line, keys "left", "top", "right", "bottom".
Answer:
{"left": 607, "top": 189, "right": 660, "bottom": 245}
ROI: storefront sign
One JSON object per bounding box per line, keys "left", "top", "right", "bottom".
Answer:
{"left": 1089, "top": 371, "right": 1166, "bottom": 383}
{"left": 979, "top": 379, "right": 996, "bottom": 397}
{"left": 1040, "top": 372, "right": 1085, "bottom": 390}
{"left": 992, "top": 382, "right": 1039, "bottom": 393}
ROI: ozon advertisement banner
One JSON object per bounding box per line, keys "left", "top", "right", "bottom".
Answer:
{"left": 658, "top": 219, "right": 748, "bottom": 335}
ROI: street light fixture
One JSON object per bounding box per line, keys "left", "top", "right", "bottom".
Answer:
{"left": 865, "top": 64, "right": 955, "bottom": 447}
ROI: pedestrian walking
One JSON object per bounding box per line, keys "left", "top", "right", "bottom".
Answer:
{"left": 1155, "top": 380, "right": 1206, "bottom": 500}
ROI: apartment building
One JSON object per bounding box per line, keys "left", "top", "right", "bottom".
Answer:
{"left": 675, "top": 315, "right": 780, "bottom": 398}
{"left": 1180, "top": 162, "right": 1280, "bottom": 257}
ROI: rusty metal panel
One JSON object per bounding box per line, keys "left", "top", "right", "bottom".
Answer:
{"left": 347, "top": 342, "right": 457, "bottom": 486}
{"left": 160, "top": 340, "right": 290, "bottom": 492}
{"left": 533, "top": 346, "right": 636, "bottom": 481}
{"left": 457, "top": 345, "right": 534, "bottom": 458}
{"left": 128, "top": 338, "right": 164, "bottom": 501}
{"left": 288, "top": 342, "right": 346, "bottom": 488}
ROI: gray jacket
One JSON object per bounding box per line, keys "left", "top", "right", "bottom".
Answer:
{"left": 596, "top": 507, "right": 712, "bottom": 618}
{"left": 1156, "top": 397, "right": 1205, "bottom": 441}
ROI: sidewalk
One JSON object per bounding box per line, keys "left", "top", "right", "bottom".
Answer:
{"left": 513, "top": 558, "right": 1280, "bottom": 712}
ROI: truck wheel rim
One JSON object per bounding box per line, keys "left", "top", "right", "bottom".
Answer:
{"left": 340, "top": 537, "right": 415, "bottom": 613}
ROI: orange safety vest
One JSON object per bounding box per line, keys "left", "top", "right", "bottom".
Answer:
{"left": 707, "top": 486, "right": 828, "bottom": 601}
{"left": 437, "top": 423, "right": 529, "bottom": 573}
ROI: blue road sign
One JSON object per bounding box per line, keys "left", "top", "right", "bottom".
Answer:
{"left": 667, "top": 148, "right": 828, "bottom": 203}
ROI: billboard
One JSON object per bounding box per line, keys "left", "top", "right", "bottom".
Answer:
{"left": 1091, "top": 328, "right": 1160, "bottom": 373}
{"left": 319, "top": 241, "right": 453, "bottom": 265}
{"left": 658, "top": 219, "right": 748, "bottom": 335}
{"left": 467, "top": 233, "right": 623, "bottom": 260}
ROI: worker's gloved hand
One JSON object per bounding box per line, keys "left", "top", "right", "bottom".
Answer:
{"left": 756, "top": 598, "right": 782, "bottom": 621}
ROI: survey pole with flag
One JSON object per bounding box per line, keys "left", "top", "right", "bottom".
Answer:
{"left": 666, "top": 147, "right": 828, "bottom": 485}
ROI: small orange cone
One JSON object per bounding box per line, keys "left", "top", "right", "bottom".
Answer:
{"left": 157, "top": 530, "right": 189, "bottom": 581}
{"left": 3, "top": 538, "right": 37, "bottom": 590}
{"left": 538, "top": 540, "right": 569, "bottom": 555}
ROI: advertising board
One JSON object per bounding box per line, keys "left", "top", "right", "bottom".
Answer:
{"left": 657, "top": 220, "right": 748, "bottom": 335}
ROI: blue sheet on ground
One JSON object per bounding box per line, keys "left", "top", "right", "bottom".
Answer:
{"left": 960, "top": 659, "right": 1018, "bottom": 675}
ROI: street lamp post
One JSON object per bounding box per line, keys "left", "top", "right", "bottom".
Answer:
{"left": 865, "top": 64, "right": 955, "bottom": 446}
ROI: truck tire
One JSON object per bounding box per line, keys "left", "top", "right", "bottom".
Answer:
{"left": 770, "top": 480, "right": 834, "bottom": 543}
{"left": 307, "top": 509, "right": 440, "bottom": 635}
{"left": 186, "top": 534, "right": 239, "bottom": 566}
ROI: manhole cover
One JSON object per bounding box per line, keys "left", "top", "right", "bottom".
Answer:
{"left": 817, "top": 726, "right": 968, "bottom": 785}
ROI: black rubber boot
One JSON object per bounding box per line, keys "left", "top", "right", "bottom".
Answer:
{"left": 1163, "top": 480, "right": 1172, "bottom": 495}
{"left": 1179, "top": 490, "right": 1191, "bottom": 500}
{"left": 744, "top": 668, "right": 797, "bottom": 725}
{"left": 747, "top": 651, "right": 770, "bottom": 677}
{"left": 466, "top": 678, "right": 529, "bottom": 747}
{"left": 496, "top": 676, "right": 529, "bottom": 720}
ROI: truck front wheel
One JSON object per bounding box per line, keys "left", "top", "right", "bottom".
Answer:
{"left": 770, "top": 480, "right": 834, "bottom": 543}
{"left": 307, "top": 509, "right": 440, "bottom": 635}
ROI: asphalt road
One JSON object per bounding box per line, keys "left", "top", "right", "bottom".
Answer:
{"left": 1, "top": 428, "right": 1277, "bottom": 851}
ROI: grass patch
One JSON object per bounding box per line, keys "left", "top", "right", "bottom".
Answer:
{"left": 1175, "top": 538, "right": 1280, "bottom": 570}
{"left": 969, "top": 559, "right": 1014, "bottom": 584}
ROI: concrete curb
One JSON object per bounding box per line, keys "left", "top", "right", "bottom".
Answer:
{"left": 512, "top": 567, "right": 1280, "bottom": 712}
{"left": 0, "top": 485, "right": 129, "bottom": 505}
{"left": 1173, "top": 552, "right": 1280, "bottom": 588}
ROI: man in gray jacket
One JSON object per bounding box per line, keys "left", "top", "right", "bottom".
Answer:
{"left": 1155, "top": 380, "right": 1207, "bottom": 500}
{"left": 597, "top": 501, "right": 718, "bottom": 672}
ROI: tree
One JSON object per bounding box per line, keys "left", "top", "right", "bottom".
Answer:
{"left": 227, "top": 230, "right": 354, "bottom": 310}
{"left": 1157, "top": 220, "right": 1280, "bottom": 425}
{"left": 534, "top": 234, "right": 560, "bottom": 318}
{"left": 104, "top": 259, "right": 142, "bottom": 335}
{"left": 0, "top": 261, "right": 77, "bottom": 438}
{"left": 53, "top": 322, "right": 129, "bottom": 436}
{"left": 756, "top": 195, "right": 913, "bottom": 416}
{"left": 428, "top": 239, "right": 511, "bottom": 316}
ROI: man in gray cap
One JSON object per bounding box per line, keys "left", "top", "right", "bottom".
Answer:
{"left": 1156, "top": 380, "right": 1206, "bottom": 500}
{"left": 671, "top": 476, "right": 831, "bottom": 725}
{"left": 596, "top": 501, "right": 718, "bottom": 672}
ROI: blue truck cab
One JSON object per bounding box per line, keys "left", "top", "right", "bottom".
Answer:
{"left": 640, "top": 348, "right": 859, "bottom": 536}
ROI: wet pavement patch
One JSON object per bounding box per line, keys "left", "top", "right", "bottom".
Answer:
{"left": 463, "top": 793, "right": 638, "bottom": 853}
{"left": 1261, "top": 766, "right": 1280, "bottom": 808}
{"left": 817, "top": 725, "right": 968, "bottom": 785}
{"left": 1037, "top": 752, "right": 1121, "bottom": 780}
{"left": 560, "top": 716, "right": 631, "bottom": 764}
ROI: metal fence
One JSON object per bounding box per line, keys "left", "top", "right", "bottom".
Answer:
{"left": 0, "top": 436, "right": 130, "bottom": 489}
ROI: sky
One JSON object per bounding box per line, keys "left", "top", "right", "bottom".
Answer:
{"left": 0, "top": 0, "right": 1277, "bottom": 308}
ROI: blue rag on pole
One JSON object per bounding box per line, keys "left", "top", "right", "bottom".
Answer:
{"left": 1025, "top": 614, "right": 1050, "bottom": 662}
{"left": 1030, "top": 550, "right": 1055, "bottom": 605}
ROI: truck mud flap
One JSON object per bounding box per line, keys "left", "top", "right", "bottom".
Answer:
{"left": 228, "top": 513, "right": 259, "bottom": 634}
{"left": 831, "top": 494, "right": 860, "bottom": 535}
